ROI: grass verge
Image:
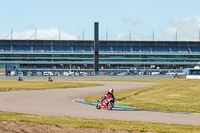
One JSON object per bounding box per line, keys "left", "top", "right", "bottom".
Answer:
{"left": 0, "top": 80, "right": 102, "bottom": 92}
{"left": 1, "top": 78, "right": 200, "bottom": 133}
{"left": 0, "top": 111, "right": 200, "bottom": 133}
{"left": 84, "top": 78, "right": 200, "bottom": 113}
{"left": 0, "top": 69, "right": 4, "bottom": 73}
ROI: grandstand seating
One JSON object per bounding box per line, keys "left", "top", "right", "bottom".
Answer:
{"left": 53, "top": 44, "right": 71, "bottom": 52}
{"left": 0, "top": 40, "right": 200, "bottom": 54}
{"left": 13, "top": 45, "right": 31, "bottom": 51}
{"left": 1, "top": 40, "right": 200, "bottom": 72}
{"left": 1, "top": 45, "right": 11, "bottom": 51}
{"left": 190, "top": 45, "right": 200, "bottom": 53}
{"left": 151, "top": 45, "right": 170, "bottom": 52}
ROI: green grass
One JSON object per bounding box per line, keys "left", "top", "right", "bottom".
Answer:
{"left": 0, "top": 111, "right": 200, "bottom": 133}
{"left": 0, "top": 80, "right": 102, "bottom": 92}
{"left": 84, "top": 78, "right": 200, "bottom": 113}
{"left": 1, "top": 78, "right": 200, "bottom": 132}
{"left": 0, "top": 68, "right": 5, "bottom": 73}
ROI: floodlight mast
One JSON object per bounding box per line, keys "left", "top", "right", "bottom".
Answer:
{"left": 83, "top": 29, "right": 85, "bottom": 40}
{"left": 199, "top": 30, "right": 200, "bottom": 41}
{"left": 59, "top": 29, "right": 61, "bottom": 40}
{"left": 106, "top": 30, "right": 108, "bottom": 40}
{"left": 11, "top": 28, "right": 13, "bottom": 40}
{"left": 3, "top": 29, "right": 13, "bottom": 40}
{"left": 35, "top": 29, "right": 37, "bottom": 40}
{"left": 153, "top": 30, "right": 154, "bottom": 41}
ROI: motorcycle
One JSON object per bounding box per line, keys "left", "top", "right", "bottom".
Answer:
{"left": 96, "top": 96, "right": 116, "bottom": 110}
{"left": 48, "top": 78, "right": 53, "bottom": 82}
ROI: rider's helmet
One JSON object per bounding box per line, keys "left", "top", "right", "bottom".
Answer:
{"left": 109, "top": 88, "right": 114, "bottom": 94}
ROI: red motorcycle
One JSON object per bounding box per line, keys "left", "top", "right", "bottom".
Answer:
{"left": 96, "top": 96, "right": 116, "bottom": 110}
{"left": 48, "top": 78, "right": 53, "bottom": 82}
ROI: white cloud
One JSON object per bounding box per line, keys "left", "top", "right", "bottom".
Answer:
{"left": 117, "top": 33, "right": 126, "bottom": 39}
{"left": 116, "top": 32, "right": 153, "bottom": 41}
{"left": 166, "top": 17, "right": 200, "bottom": 41}
{"left": 1, "top": 28, "right": 77, "bottom": 40}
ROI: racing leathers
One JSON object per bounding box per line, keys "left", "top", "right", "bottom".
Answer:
{"left": 100, "top": 91, "right": 114, "bottom": 104}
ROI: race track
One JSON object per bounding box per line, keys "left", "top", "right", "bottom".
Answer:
{"left": 0, "top": 81, "right": 199, "bottom": 125}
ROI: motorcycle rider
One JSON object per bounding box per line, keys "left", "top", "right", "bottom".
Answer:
{"left": 100, "top": 88, "right": 114, "bottom": 104}
{"left": 48, "top": 76, "right": 53, "bottom": 82}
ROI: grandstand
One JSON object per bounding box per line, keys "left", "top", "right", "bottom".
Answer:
{"left": 0, "top": 39, "right": 200, "bottom": 75}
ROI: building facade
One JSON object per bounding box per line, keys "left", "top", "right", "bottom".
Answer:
{"left": 0, "top": 40, "right": 200, "bottom": 72}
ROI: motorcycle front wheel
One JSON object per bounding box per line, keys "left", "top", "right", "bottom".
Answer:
{"left": 108, "top": 102, "right": 114, "bottom": 110}
{"left": 96, "top": 101, "right": 101, "bottom": 109}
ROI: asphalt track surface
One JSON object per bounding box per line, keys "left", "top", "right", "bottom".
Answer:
{"left": 0, "top": 81, "right": 200, "bottom": 125}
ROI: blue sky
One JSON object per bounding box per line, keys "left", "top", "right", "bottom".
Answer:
{"left": 0, "top": 0, "right": 200, "bottom": 40}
